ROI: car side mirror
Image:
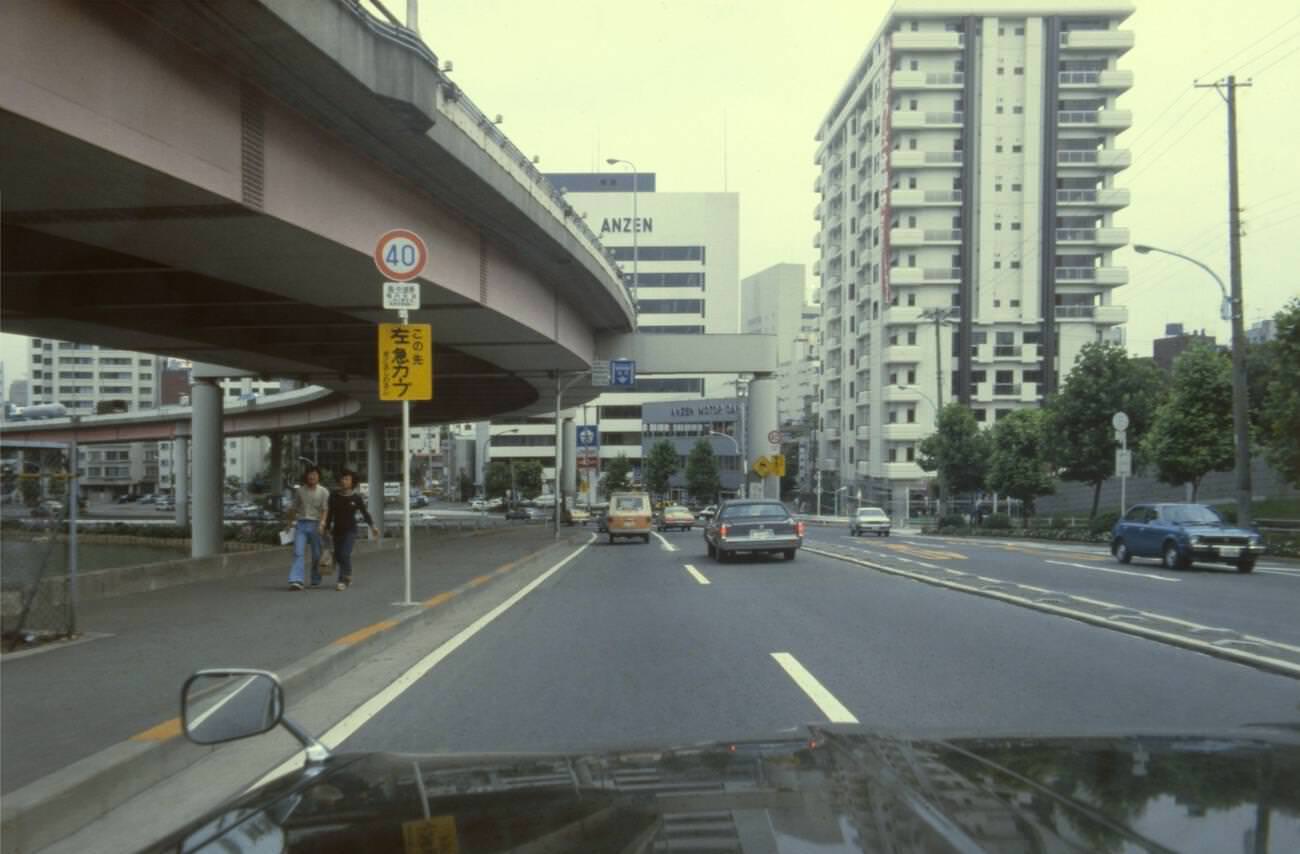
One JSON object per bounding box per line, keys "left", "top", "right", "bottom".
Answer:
{"left": 182, "top": 669, "right": 284, "bottom": 745}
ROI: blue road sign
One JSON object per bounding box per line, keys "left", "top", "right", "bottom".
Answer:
{"left": 611, "top": 359, "right": 636, "bottom": 387}
{"left": 577, "top": 425, "right": 598, "bottom": 448}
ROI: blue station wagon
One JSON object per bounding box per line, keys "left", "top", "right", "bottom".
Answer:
{"left": 1111, "top": 503, "right": 1265, "bottom": 573}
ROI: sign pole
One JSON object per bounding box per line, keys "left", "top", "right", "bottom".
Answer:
{"left": 400, "top": 307, "right": 413, "bottom": 605}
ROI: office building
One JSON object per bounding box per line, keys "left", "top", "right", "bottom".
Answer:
{"left": 814, "top": 0, "right": 1133, "bottom": 512}
{"left": 1151, "top": 323, "right": 1215, "bottom": 372}
{"left": 483, "top": 171, "right": 741, "bottom": 489}
{"left": 641, "top": 398, "right": 744, "bottom": 500}
{"left": 1247, "top": 317, "right": 1277, "bottom": 345}
{"left": 8, "top": 379, "right": 29, "bottom": 408}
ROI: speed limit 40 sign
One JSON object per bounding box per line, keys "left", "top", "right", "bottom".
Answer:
{"left": 374, "top": 229, "right": 427, "bottom": 282}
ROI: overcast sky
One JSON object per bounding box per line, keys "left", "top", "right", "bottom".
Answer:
{"left": 3, "top": 0, "right": 1298, "bottom": 382}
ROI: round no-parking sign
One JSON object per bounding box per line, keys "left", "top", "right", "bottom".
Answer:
{"left": 374, "top": 229, "right": 428, "bottom": 282}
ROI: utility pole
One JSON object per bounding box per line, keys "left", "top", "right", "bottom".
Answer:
{"left": 1196, "top": 74, "right": 1253, "bottom": 528}
{"left": 919, "top": 307, "right": 948, "bottom": 410}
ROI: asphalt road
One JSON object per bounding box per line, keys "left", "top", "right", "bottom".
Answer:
{"left": 338, "top": 526, "right": 1300, "bottom": 759}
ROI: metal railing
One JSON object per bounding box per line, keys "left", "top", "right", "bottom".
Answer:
{"left": 926, "top": 72, "right": 965, "bottom": 85}
{"left": 923, "top": 229, "right": 963, "bottom": 241}
{"left": 924, "top": 267, "right": 962, "bottom": 280}
{"left": 926, "top": 111, "right": 965, "bottom": 124}
{"left": 1059, "top": 111, "right": 1101, "bottom": 124}
{"left": 1055, "top": 305, "right": 1097, "bottom": 318}
{"left": 925, "top": 151, "right": 963, "bottom": 163}
{"left": 1056, "top": 267, "right": 1098, "bottom": 280}
{"left": 1059, "top": 71, "right": 1101, "bottom": 84}
{"left": 923, "top": 190, "right": 963, "bottom": 202}
{"left": 1057, "top": 189, "right": 1099, "bottom": 203}
{"left": 1056, "top": 228, "right": 1097, "bottom": 241}
{"left": 993, "top": 345, "right": 1022, "bottom": 357}
{"left": 1058, "top": 150, "right": 1099, "bottom": 163}
{"left": 993, "top": 383, "right": 1022, "bottom": 396}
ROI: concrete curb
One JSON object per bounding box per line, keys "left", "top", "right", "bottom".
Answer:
{"left": 805, "top": 545, "right": 1300, "bottom": 681}
{"left": 0, "top": 529, "right": 586, "bottom": 854}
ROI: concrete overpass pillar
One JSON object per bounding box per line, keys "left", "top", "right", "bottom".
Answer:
{"left": 367, "top": 421, "right": 385, "bottom": 540}
{"left": 173, "top": 435, "right": 189, "bottom": 526}
{"left": 561, "top": 417, "right": 576, "bottom": 503}
{"left": 747, "top": 376, "right": 780, "bottom": 500}
{"left": 268, "top": 433, "right": 283, "bottom": 509}
{"left": 190, "top": 379, "right": 224, "bottom": 558}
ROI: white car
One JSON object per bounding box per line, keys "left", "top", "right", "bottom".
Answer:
{"left": 850, "top": 507, "right": 891, "bottom": 537}
{"left": 469, "top": 499, "right": 489, "bottom": 511}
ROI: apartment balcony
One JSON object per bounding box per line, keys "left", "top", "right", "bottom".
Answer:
{"left": 891, "top": 189, "right": 962, "bottom": 207}
{"left": 892, "top": 32, "right": 965, "bottom": 51}
{"left": 1059, "top": 30, "right": 1135, "bottom": 54}
{"left": 1055, "top": 266, "right": 1129, "bottom": 286}
{"left": 884, "top": 385, "right": 924, "bottom": 403}
{"left": 1056, "top": 226, "right": 1129, "bottom": 247}
{"left": 821, "top": 428, "right": 840, "bottom": 443}
{"left": 893, "top": 110, "right": 964, "bottom": 130}
{"left": 1058, "top": 149, "right": 1132, "bottom": 170}
{"left": 1057, "top": 188, "right": 1130, "bottom": 208}
{"left": 884, "top": 305, "right": 924, "bottom": 325}
{"left": 890, "top": 228, "right": 962, "bottom": 247}
{"left": 856, "top": 426, "right": 872, "bottom": 441}
{"left": 826, "top": 336, "right": 843, "bottom": 352}
{"left": 856, "top": 390, "right": 871, "bottom": 406}
{"left": 891, "top": 150, "right": 963, "bottom": 169}
{"left": 890, "top": 266, "right": 961, "bottom": 285}
{"left": 856, "top": 461, "right": 871, "bottom": 477}
{"left": 883, "top": 462, "right": 926, "bottom": 480}
{"left": 1059, "top": 69, "right": 1135, "bottom": 90}
{"left": 1058, "top": 109, "right": 1132, "bottom": 130}
{"left": 825, "top": 302, "right": 842, "bottom": 321}
{"left": 1095, "top": 304, "right": 1129, "bottom": 325}
{"left": 1055, "top": 305, "right": 1098, "bottom": 320}
{"left": 992, "top": 344, "right": 1023, "bottom": 359}
{"left": 891, "top": 70, "right": 965, "bottom": 89}
{"left": 992, "top": 383, "right": 1022, "bottom": 398}
{"left": 884, "top": 345, "right": 923, "bottom": 364}
{"left": 814, "top": 201, "right": 823, "bottom": 220}
{"left": 814, "top": 173, "right": 823, "bottom": 193}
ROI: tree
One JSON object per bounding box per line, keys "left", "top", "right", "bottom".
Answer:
{"left": 514, "top": 460, "right": 543, "bottom": 499}
{"left": 685, "top": 439, "right": 721, "bottom": 503}
{"left": 1141, "top": 344, "right": 1234, "bottom": 500}
{"left": 917, "top": 403, "right": 989, "bottom": 505}
{"left": 457, "top": 470, "right": 474, "bottom": 502}
{"left": 1043, "top": 342, "right": 1166, "bottom": 517}
{"left": 1257, "top": 298, "right": 1300, "bottom": 487}
{"left": 642, "top": 439, "right": 679, "bottom": 498}
{"left": 485, "top": 461, "right": 512, "bottom": 499}
{"left": 986, "top": 408, "right": 1054, "bottom": 516}
{"left": 225, "top": 475, "right": 242, "bottom": 498}
{"left": 599, "top": 454, "right": 632, "bottom": 498}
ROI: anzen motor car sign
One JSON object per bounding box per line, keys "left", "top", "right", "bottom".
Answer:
{"left": 378, "top": 323, "right": 432, "bottom": 401}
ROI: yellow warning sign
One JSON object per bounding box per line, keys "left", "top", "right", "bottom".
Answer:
{"left": 402, "top": 815, "right": 458, "bottom": 853}
{"left": 379, "top": 323, "right": 433, "bottom": 401}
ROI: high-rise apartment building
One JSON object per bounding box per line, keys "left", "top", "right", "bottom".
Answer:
{"left": 814, "top": 0, "right": 1133, "bottom": 511}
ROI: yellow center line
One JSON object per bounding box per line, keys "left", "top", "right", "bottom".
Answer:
{"left": 467, "top": 574, "right": 492, "bottom": 588}
{"left": 131, "top": 717, "right": 182, "bottom": 742}
{"left": 423, "top": 591, "right": 456, "bottom": 608}
{"left": 333, "top": 618, "right": 401, "bottom": 646}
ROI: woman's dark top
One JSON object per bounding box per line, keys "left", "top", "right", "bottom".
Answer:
{"left": 326, "top": 491, "right": 374, "bottom": 535}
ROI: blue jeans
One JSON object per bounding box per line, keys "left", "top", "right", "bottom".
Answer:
{"left": 332, "top": 527, "right": 357, "bottom": 582}
{"left": 289, "top": 520, "right": 322, "bottom": 585}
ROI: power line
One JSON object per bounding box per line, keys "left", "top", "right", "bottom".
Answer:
{"left": 1195, "top": 10, "right": 1300, "bottom": 81}
{"left": 1125, "top": 102, "right": 1222, "bottom": 184}
{"left": 1248, "top": 42, "right": 1300, "bottom": 77}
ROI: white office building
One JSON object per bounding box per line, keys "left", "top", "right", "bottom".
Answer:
{"left": 814, "top": 0, "right": 1133, "bottom": 512}
{"left": 485, "top": 172, "right": 741, "bottom": 494}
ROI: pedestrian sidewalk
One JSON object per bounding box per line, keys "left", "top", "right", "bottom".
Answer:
{"left": 0, "top": 524, "right": 579, "bottom": 796}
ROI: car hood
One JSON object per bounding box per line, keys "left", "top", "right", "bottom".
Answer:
{"left": 1177, "top": 523, "right": 1257, "bottom": 538}
{"left": 145, "top": 726, "right": 1300, "bottom": 853}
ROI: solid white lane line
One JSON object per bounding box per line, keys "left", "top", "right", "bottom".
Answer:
{"left": 1069, "top": 595, "right": 1123, "bottom": 609}
{"left": 653, "top": 532, "right": 678, "bottom": 552}
{"left": 1017, "top": 584, "right": 1052, "bottom": 594}
{"left": 771, "top": 653, "right": 859, "bottom": 724}
{"left": 189, "top": 675, "right": 258, "bottom": 730}
{"left": 1044, "top": 559, "right": 1178, "bottom": 583}
{"left": 683, "top": 564, "right": 711, "bottom": 585}
{"left": 915, "top": 562, "right": 941, "bottom": 570}
{"left": 251, "top": 535, "right": 595, "bottom": 788}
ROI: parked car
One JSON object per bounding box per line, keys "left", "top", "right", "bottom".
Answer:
{"left": 566, "top": 506, "right": 591, "bottom": 525}
{"left": 658, "top": 505, "right": 695, "bottom": 532}
{"left": 850, "top": 506, "right": 891, "bottom": 537}
{"left": 704, "top": 499, "right": 805, "bottom": 562}
{"left": 116, "top": 494, "right": 137, "bottom": 504}
{"left": 136, "top": 493, "right": 156, "bottom": 505}
{"left": 606, "top": 492, "right": 652, "bottom": 543}
{"left": 526, "top": 506, "right": 550, "bottom": 520}
{"left": 469, "top": 498, "right": 488, "bottom": 511}
{"left": 409, "top": 494, "right": 429, "bottom": 509}
{"left": 1111, "top": 502, "right": 1265, "bottom": 573}
{"left": 156, "top": 499, "right": 175, "bottom": 512}
{"left": 505, "top": 505, "right": 529, "bottom": 521}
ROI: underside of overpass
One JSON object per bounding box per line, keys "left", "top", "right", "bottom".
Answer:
{"left": 1, "top": 0, "right": 636, "bottom": 423}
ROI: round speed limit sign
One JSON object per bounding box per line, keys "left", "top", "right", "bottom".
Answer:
{"left": 374, "top": 229, "right": 428, "bottom": 282}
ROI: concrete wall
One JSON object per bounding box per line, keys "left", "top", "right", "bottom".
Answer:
{"left": 1035, "top": 458, "right": 1298, "bottom": 516}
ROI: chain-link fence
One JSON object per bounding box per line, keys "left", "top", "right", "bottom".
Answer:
{"left": 2, "top": 465, "right": 77, "bottom": 650}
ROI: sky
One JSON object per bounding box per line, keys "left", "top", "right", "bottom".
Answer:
{"left": 3, "top": 0, "right": 1298, "bottom": 382}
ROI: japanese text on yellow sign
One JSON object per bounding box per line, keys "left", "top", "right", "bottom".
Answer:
{"left": 401, "top": 815, "right": 458, "bottom": 853}
{"left": 379, "top": 323, "right": 433, "bottom": 401}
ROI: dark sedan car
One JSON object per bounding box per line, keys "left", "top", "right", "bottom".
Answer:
{"left": 703, "top": 499, "right": 804, "bottom": 562}
{"left": 1111, "top": 502, "right": 1265, "bottom": 572}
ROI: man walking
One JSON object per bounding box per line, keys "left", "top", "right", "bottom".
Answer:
{"left": 325, "top": 468, "right": 378, "bottom": 591}
{"left": 286, "top": 466, "right": 329, "bottom": 590}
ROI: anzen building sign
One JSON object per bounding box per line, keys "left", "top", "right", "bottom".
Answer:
{"left": 599, "top": 217, "right": 653, "bottom": 235}
{"left": 378, "top": 324, "right": 433, "bottom": 401}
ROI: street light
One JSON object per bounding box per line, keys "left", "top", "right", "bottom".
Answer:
{"left": 895, "top": 384, "right": 938, "bottom": 411}
{"left": 835, "top": 485, "right": 849, "bottom": 518}
{"left": 1133, "top": 244, "right": 1231, "bottom": 321}
{"left": 606, "top": 158, "right": 639, "bottom": 320}
{"left": 1132, "top": 242, "right": 1252, "bottom": 526}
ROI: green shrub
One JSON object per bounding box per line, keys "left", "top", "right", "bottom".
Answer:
{"left": 1089, "top": 511, "right": 1120, "bottom": 535}
{"left": 938, "top": 513, "right": 967, "bottom": 529}
{"left": 984, "top": 512, "right": 1012, "bottom": 529}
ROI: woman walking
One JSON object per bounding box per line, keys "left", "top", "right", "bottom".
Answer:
{"left": 325, "top": 469, "right": 378, "bottom": 591}
{"left": 286, "top": 466, "right": 329, "bottom": 591}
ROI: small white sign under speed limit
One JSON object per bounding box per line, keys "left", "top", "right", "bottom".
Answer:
{"left": 383, "top": 282, "right": 420, "bottom": 311}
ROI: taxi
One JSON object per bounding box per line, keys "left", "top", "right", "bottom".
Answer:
{"left": 607, "top": 492, "right": 652, "bottom": 543}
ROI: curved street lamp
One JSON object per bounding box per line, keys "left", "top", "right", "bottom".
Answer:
{"left": 1133, "top": 244, "right": 1231, "bottom": 321}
